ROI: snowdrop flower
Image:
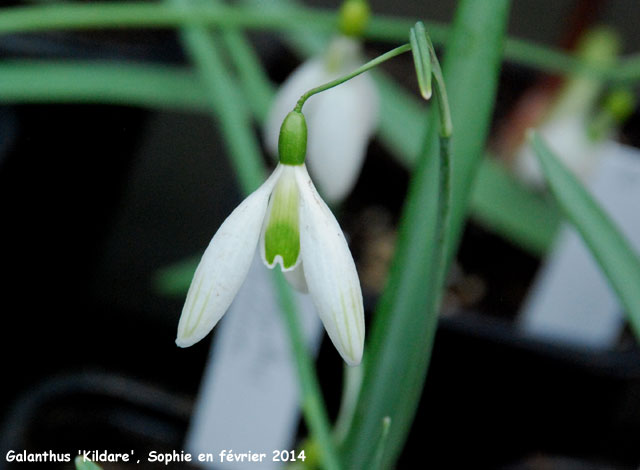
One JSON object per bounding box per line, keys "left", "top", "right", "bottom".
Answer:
{"left": 515, "top": 89, "right": 634, "bottom": 188}
{"left": 515, "top": 115, "right": 603, "bottom": 188}
{"left": 177, "top": 111, "right": 365, "bottom": 365}
{"left": 264, "top": 36, "right": 378, "bottom": 204}
{"left": 514, "top": 28, "right": 624, "bottom": 188}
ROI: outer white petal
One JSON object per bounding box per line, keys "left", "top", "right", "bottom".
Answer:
{"left": 176, "top": 166, "right": 283, "bottom": 347}
{"left": 295, "top": 165, "right": 364, "bottom": 365}
{"left": 264, "top": 58, "right": 328, "bottom": 158}
{"left": 306, "top": 72, "right": 378, "bottom": 203}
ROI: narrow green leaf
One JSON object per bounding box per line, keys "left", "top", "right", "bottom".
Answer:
{"left": 171, "top": 17, "right": 264, "bottom": 194}
{"left": 0, "top": 2, "right": 337, "bottom": 36}
{"left": 529, "top": 130, "right": 640, "bottom": 337}
{"left": 471, "top": 157, "right": 561, "bottom": 254}
{"left": 1, "top": 1, "right": 640, "bottom": 83}
{"left": 341, "top": 1, "right": 510, "bottom": 468}
{"left": 0, "top": 61, "right": 206, "bottom": 110}
{"left": 219, "top": 29, "right": 274, "bottom": 123}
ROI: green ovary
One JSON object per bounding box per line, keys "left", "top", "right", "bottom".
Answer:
{"left": 264, "top": 169, "right": 300, "bottom": 270}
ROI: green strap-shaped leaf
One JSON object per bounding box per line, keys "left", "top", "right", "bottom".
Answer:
{"left": 2, "top": 1, "right": 640, "bottom": 83}
{"left": 340, "top": 0, "right": 510, "bottom": 468}
{"left": 529, "top": 130, "right": 640, "bottom": 337}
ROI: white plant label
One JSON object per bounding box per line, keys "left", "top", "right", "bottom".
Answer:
{"left": 520, "top": 141, "right": 640, "bottom": 349}
{"left": 185, "top": 255, "right": 323, "bottom": 468}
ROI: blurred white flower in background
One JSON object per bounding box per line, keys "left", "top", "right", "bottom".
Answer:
{"left": 515, "top": 115, "right": 603, "bottom": 188}
{"left": 511, "top": 28, "right": 634, "bottom": 188}
{"left": 264, "top": 36, "right": 379, "bottom": 204}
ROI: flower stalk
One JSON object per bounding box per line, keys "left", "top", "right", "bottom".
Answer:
{"left": 419, "top": 23, "right": 453, "bottom": 284}
{"left": 294, "top": 43, "right": 411, "bottom": 113}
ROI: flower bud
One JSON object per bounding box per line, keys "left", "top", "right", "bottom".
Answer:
{"left": 278, "top": 111, "right": 307, "bottom": 165}
{"left": 338, "top": 0, "right": 370, "bottom": 37}
{"left": 605, "top": 89, "right": 635, "bottom": 123}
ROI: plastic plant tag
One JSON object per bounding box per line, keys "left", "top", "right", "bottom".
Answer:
{"left": 185, "top": 255, "right": 323, "bottom": 468}
{"left": 519, "top": 141, "right": 640, "bottom": 349}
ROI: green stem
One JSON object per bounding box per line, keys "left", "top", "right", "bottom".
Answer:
{"left": 427, "top": 39, "right": 452, "bottom": 138}
{"left": 421, "top": 27, "right": 453, "bottom": 285}
{"left": 340, "top": 0, "right": 509, "bottom": 467}
{"left": 294, "top": 43, "right": 411, "bottom": 112}
{"left": 332, "top": 362, "right": 364, "bottom": 445}
{"left": 430, "top": 43, "right": 453, "bottom": 303}
{"left": 433, "top": 134, "right": 452, "bottom": 303}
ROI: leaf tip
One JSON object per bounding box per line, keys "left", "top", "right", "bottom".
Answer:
{"left": 382, "top": 416, "right": 391, "bottom": 429}
{"left": 420, "top": 87, "right": 432, "bottom": 101}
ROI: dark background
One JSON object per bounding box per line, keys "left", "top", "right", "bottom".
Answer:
{"left": 1, "top": 1, "right": 640, "bottom": 468}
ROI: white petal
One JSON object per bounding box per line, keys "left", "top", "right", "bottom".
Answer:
{"left": 176, "top": 166, "right": 283, "bottom": 347}
{"left": 283, "top": 262, "right": 309, "bottom": 293}
{"left": 295, "top": 165, "right": 365, "bottom": 365}
{"left": 264, "top": 58, "right": 328, "bottom": 158}
{"left": 306, "top": 72, "right": 378, "bottom": 203}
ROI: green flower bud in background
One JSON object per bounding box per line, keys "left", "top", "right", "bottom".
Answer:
{"left": 605, "top": 88, "right": 636, "bottom": 123}
{"left": 338, "top": 0, "right": 370, "bottom": 37}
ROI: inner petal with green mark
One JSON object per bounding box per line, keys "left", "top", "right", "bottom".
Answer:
{"left": 263, "top": 166, "right": 300, "bottom": 271}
